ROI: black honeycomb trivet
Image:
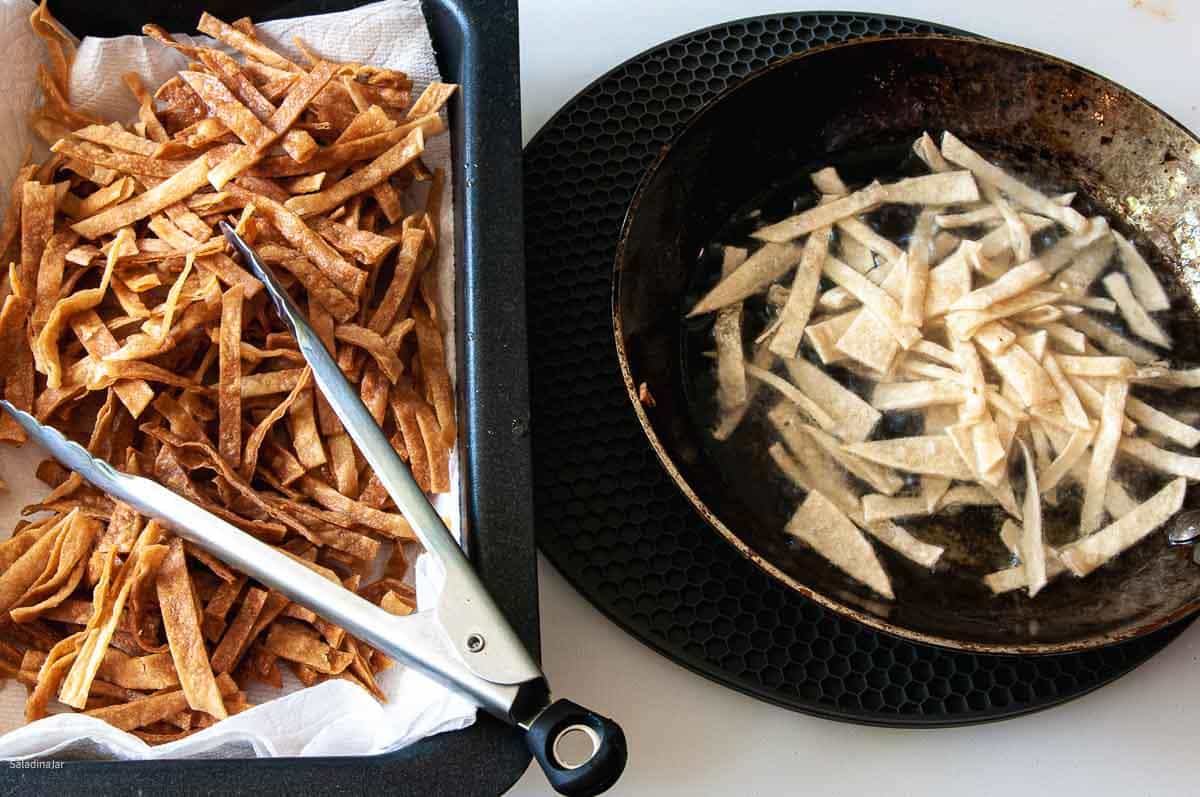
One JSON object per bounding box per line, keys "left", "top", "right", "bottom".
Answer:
{"left": 523, "top": 11, "right": 1194, "bottom": 726}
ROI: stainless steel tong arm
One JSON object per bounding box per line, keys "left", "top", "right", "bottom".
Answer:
{"left": 220, "top": 223, "right": 541, "bottom": 689}
{"left": 0, "top": 403, "right": 530, "bottom": 720}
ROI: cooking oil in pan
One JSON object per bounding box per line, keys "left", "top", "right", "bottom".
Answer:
{"left": 680, "top": 140, "right": 1200, "bottom": 585}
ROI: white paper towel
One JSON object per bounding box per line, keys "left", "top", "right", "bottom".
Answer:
{"left": 0, "top": 0, "right": 476, "bottom": 759}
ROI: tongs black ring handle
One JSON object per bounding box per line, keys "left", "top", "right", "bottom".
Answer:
{"left": 527, "top": 699, "right": 628, "bottom": 796}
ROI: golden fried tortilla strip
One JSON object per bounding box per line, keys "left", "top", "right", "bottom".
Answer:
{"left": 148, "top": 213, "right": 201, "bottom": 250}
{"left": 225, "top": 184, "right": 367, "bottom": 297}
{"left": 164, "top": 201, "right": 213, "bottom": 241}
{"left": 71, "top": 124, "right": 158, "bottom": 157}
{"left": 269, "top": 61, "right": 339, "bottom": 135}
{"left": 20, "top": 180, "right": 55, "bottom": 298}
{"left": 228, "top": 16, "right": 256, "bottom": 36}
{"left": 123, "top": 73, "right": 170, "bottom": 143}
{"left": 339, "top": 75, "right": 370, "bottom": 112}
{"left": 334, "top": 324, "right": 403, "bottom": 383}
{"left": 152, "top": 394, "right": 208, "bottom": 443}
{"left": 180, "top": 71, "right": 274, "bottom": 148}
{"left": 263, "top": 619, "right": 354, "bottom": 675}
{"left": 241, "top": 366, "right": 311, "bottom": 480}
{"left": 265, "top": 439, "right": 307, "bottom": 489}
{"left": 0, "top": 520, "right": 56, "bottom": 572}
{"left": 59, "top": 155, "right": 116, "bottom": 186}
{"left": 357, "top": 82, "right": 411, "bottom": 110}
{"left": 153, "top": 76, "right": 210, "bottom": 132}
{"left": 235, "top": 174, "right": 290, "bottom": 203}
{"left": 368, "top": 227, "right": 424, "bottom": 334}
{"left": 52, "top": 138, "right": 191, "bottom": 178}
{"left": 287, "top": 386, "right": 326, "bottom": 469}
{"left": 336, "top": 104, "right": 396, "bottom": 143}
{"left": 0, "top": 513, "right": 69, "bottom": 614}
{"left": 8, "top": 547, "right": 86, "bottom": 624}
{"left": 85, "top": 672, "right": 237, "bottom": 731}
{"left": 413, "top": 306, "right": 455, "bottom": 447}
{"left": 195, "top": 252, "right": 261, "bottom": 298}
{"left": 90, "top": 360, "right": 210, "bottom": 392}
{"left": 369, "top": 180, "right": 404, "bottom": 223}
{"left": 413, "top": 401, "right": 449, "bottom": 493}
{"left": 10, "top": 514, "right": 99, "bottom": 622}
{"left": 0, "top": 293, "right": 32, "bottom": 383}
{"left": 61, "top": 177, "right": 136, "bottom": 221}
{"left": 248, "top": 113, "right": 443, "bottom": 177}
{"left": 26, "top": 631, "right": 85, "bottom": 721}
{"left": 256, "top": 72, "right": 299, "bottom": 104}
{"left": 282, "top": 129, "right": 318, "bottom": 163}
{"left": 154, "top": 252, "right": 197, "bottom": 341}
{"left": 356, "top": 360, "right": 388, "bottom": 425}
{"left": 284, "top": 172, "right": 326, "bottom": 194}
{"left": 28, "top": 355, "right": 82, "bottom": 424}
{"left": 390, "top": 391, "right": 430, "bottom": 492}
{"left": 0, "top": 162, "right": 35, "bottom": 266}
{"left": 284, "top": 128, "right": 424, "bottom": 218}
{"left": 218, "top": 285, "right": 244, "bottom": 466}
{"left": 197, "top": 12, "right": 300, "bottom": 73}
{"left": 96, "top": 648, "right": 179, "bottom": 691}
{"left": 71, "top": 155, "right": 213, "bottom": 239}
{"left": 325, "top": 432, "right": 358, "bottom": 496}
{"left": 156, "top": 539, "right": 227, "bottom": 719}
{"left": 307, "top": 215, "right": 397, "bottom": 264}
{"left": 202, "top": 575, "right": 245, "bottom": 641}
{"left": 380, "top": 590, "right": 415, "bottom": 616}
{"left": 298, "top": 474, "right": 415, "bottom": 539}
{"left": 158, "top": 118, "right": 232, "bottom": 157}
{"left": 198, "top": 46, "right": 277, "bottom": 120}
{"left": 140, "top": 22, "right": 202, "bottom": 59}
{"left": 34, "top": 227, "right": 129, "bottom": 388}
{"left": 241, "top": 367, "right": 306, "bottom": 398}
{"left": 272, "top": 498, "right": 380, "bottom": 560}
{"left": 209, "top": 587, "right": 269, "bottom": 673}
{"left": 255, "top": 243, "right": 357, "bottom": 321}
{"left": 203, "top": 59, "right": 338, "bottom": 188}
{"left": 30, "top": 0, "right": 75, "bottom": 98}
{"left": 58, "top": 523, "right": 164, "bottom": 709}
{"left": 406, "top": 81, "right": 458, "bottom": 119}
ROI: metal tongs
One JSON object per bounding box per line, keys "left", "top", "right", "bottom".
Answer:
{"left": 0, "top": 223, "right": 625, "bottom": 796}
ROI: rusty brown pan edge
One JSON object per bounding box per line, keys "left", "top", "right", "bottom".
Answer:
{"left": 610, "top": 32, "right": 1200, "bottom": 656}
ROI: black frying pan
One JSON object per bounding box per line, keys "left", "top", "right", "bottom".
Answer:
{"left": 613, "top": 35, "right": 1200, "bottom": 654}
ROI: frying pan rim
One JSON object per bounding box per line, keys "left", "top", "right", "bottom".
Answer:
{"left": 611, "top": 32, "right": 1200, "bottom": 655}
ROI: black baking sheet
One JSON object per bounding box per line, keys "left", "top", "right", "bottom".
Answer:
{"left": 10, "top": 1, "right": 536, "bottom": 794}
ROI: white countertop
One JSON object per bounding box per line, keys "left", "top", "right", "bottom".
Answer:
{"left": 511, "top": 1, "right": 1200, "bottom": 794}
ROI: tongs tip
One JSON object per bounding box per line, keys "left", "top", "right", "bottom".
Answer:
{"left": 218, "top": 221, "right": 296, "bottom": 331}
{"left": 218, "top": 221, "right": 254, "bottom": 269}
{"left": 0, "top": 399, "right": 33, "bottom": 432}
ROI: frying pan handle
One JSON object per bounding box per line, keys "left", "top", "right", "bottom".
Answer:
{"left": 525, "top": 699, "right": 627, "bottom": 796}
